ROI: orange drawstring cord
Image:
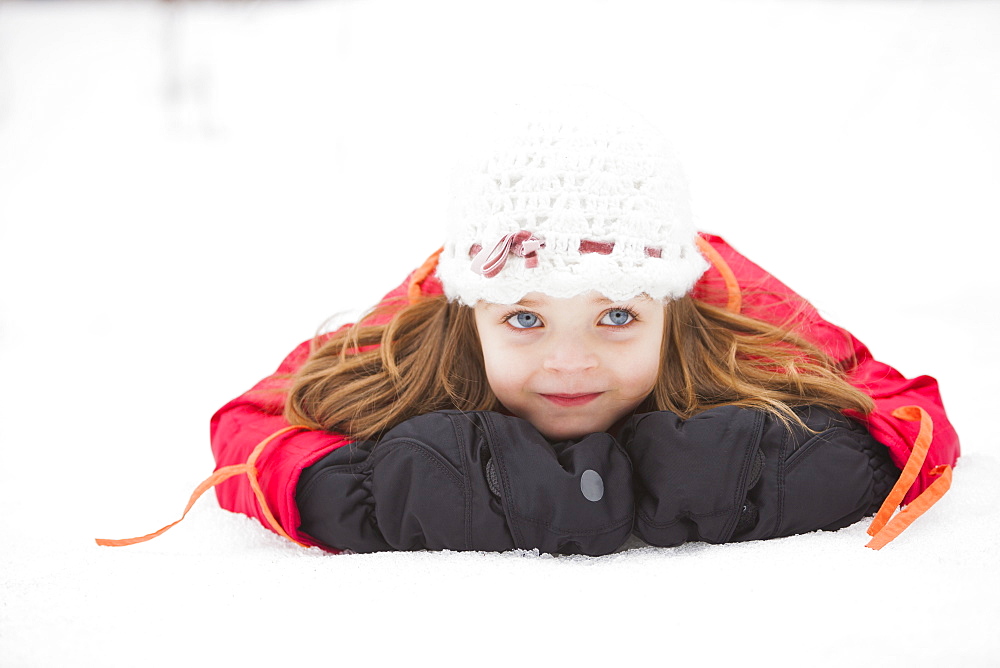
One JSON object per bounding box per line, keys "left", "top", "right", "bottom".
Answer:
{"left": 407, "top": 247, "right": 444, "bottom": 304}
{"left": 96, "top": 425, "right": 310, "bottom": 548}
{"left": 865, "top": 406, "right": 952, "bottom": 549}
{"left": 98, "top": 245, "right": 442, "bottom": 550}
{"left": 690, "top": 239, "right": 952, "bottom": 548}
{"left": 695, "top": 236, "right": 742, "bottom": 314}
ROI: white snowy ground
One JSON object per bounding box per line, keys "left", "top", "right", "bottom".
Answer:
{"left": 1, "top": 0, "right": 998, "bottom": 665}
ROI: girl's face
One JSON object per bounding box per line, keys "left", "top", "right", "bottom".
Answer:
{"left": 473, "top": 291, "right": 665, "bottom": 441}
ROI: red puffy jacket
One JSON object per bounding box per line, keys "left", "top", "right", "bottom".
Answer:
{"left": 201, "top": 234, "right": 958, "bottom": 552}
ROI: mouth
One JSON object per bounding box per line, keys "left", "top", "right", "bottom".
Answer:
{"left": 540, "top": 392, "right": 604, "bottom": 407}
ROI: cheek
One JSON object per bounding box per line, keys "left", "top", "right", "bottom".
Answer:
{"left": 476, "top": 327, "right": 525, "bottom": 402}
{"left": 482, "top": 347, "right": 533, "bottom": 402}
{"left": 616, "top": 331, "right": 663, "bottom": 398}
{"left": 481, "top": 353, "right": 510, "bottom": 395}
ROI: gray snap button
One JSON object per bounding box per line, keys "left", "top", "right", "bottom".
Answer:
{"left": 580, "top": 469, "right": 604, "bottom": 502}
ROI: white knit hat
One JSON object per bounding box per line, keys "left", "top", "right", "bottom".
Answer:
{"left": 438, "top": 102, "right": 709, "bottom": 306}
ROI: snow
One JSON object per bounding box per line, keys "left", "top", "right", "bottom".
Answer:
{"left": 1, "top": 0, "right": 998, "bottom": 665}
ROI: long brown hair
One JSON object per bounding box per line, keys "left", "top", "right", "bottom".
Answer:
{"left": 284, "top": 294, "right": 873, "bottom": 441}
{"left": 647, "top": 296, "right": 873, "bottom": 422}
{"left": 284, "top": 297, "right": 500, "bottom": 440}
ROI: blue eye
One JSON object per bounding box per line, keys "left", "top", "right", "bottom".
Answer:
{"left": 507, "top": 312, "right": 541, "bottom": 329}
{"left": 601, "top": 308, "right": 635, "bottom": 326}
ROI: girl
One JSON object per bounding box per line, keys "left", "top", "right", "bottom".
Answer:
{"left": 99, "top": 113, "right": 958, "bottom": 555}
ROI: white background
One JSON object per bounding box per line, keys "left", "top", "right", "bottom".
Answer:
{"left": 1, "top": 1, "right": 998, "bottom": 665}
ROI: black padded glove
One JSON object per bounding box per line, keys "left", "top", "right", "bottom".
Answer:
{"left": 620, "top": 405, "right": 900, "bottom": 547}
{"left": 296, "top": 410, "right": 634, "bottom": 556}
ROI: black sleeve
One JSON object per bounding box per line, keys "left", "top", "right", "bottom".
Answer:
{"left": 620, "top": 405, "right": 900, "bottom": 547}
{"left": 295, "top": 410, "right": 634, "bottom": 556}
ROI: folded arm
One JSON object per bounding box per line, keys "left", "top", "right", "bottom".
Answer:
{"left": 622, "top": 405, "right": 900, "bottom": 547}
{"left": 296, "top": 411, "right": 635, "bottom": 555}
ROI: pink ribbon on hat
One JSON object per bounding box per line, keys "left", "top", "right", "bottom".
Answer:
{"left": 471, "top": 231, "right": 545, "bottom": 278}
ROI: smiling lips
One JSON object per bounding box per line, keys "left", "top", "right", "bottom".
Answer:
{"left": 540, "top": 392, "right": 604, "bottom": 407}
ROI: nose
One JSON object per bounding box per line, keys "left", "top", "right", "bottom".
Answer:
{"left": 541, "top": 334, "right": 599, "bottom": 374}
